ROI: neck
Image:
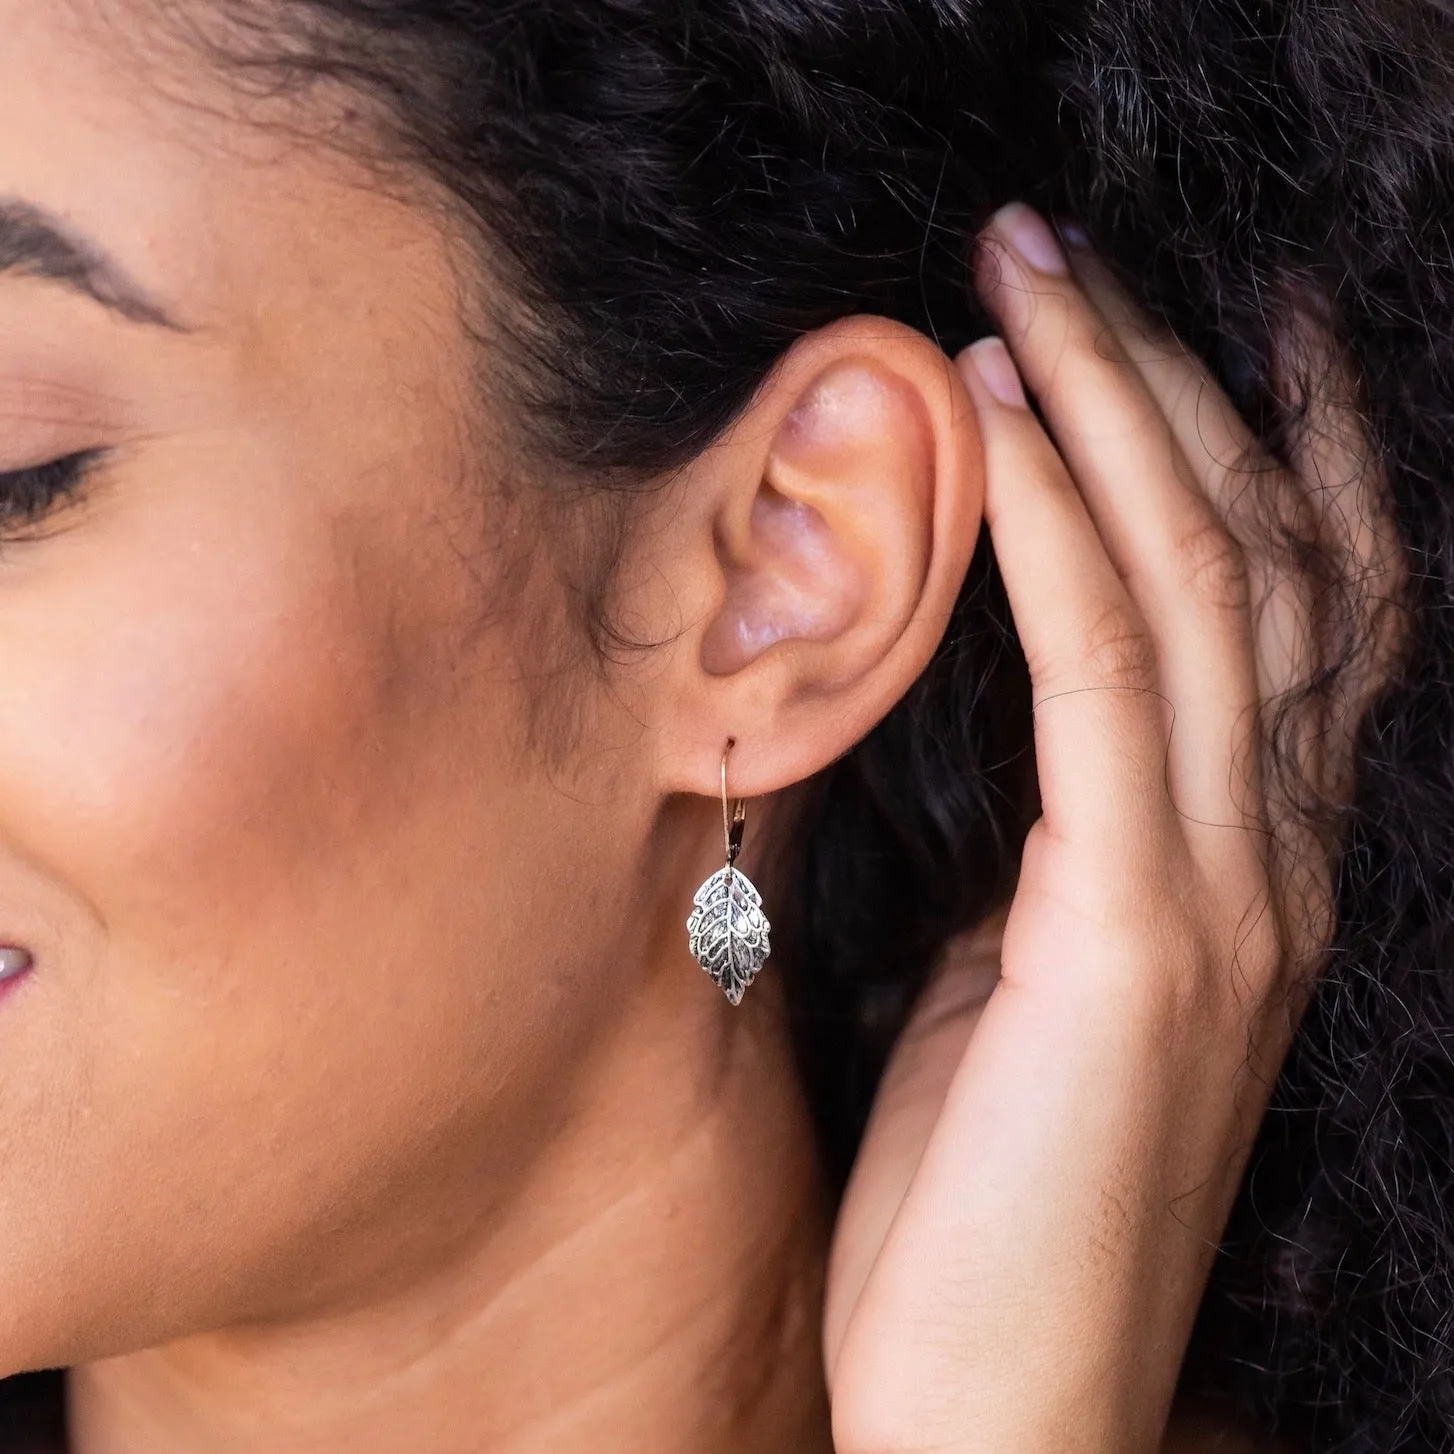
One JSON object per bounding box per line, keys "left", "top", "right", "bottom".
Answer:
{"left": 68, "top": 970, "right": 833, "bottom": 1454}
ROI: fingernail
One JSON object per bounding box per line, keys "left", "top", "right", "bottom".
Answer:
{"left": 1057, "top": 218, "right": 1092, "bottom": 252}
{"left": 992, "top": 202, "right": 1069, "bottom": 276}
{"left": 963, "top": 337, "right": 1027, "bottom": 408}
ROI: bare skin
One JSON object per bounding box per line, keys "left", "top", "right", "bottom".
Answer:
{"left": 0, "top": 8, "right": 1388, "bottom": 1454}
{"left": 837, "top": 922, "right": 1294, "bottom": 1454}
{"left": 72, "top": 977, "right": 834, "bottom": 1454}
{"left": 823, "top": 211, "right": 1393, "bottom": 1453}
{"left": 0, "top": 8, "right": 974, "bottom": 1452}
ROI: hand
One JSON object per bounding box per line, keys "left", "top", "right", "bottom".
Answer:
{"left": 824, "top": 204, "right": 1396, "bottom": 1454}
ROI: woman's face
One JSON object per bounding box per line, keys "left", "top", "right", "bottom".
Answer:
{"left": 0, "top": 3, "right": 681, "bottom": 1370}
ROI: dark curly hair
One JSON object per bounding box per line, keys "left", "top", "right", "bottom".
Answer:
{"left": 26, "top": 1, "right": 1452, "bottom": 1448}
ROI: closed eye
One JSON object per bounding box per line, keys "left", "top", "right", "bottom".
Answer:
{"left": 0, "top": 449, "right": 102, "bottom": 531}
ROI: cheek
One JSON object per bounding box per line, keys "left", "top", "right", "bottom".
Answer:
{"left": 0, "top": 444, "right": 559, "bottom": 1357}
{"left": 2, "top": 488, "right": 400, "bottom": 939}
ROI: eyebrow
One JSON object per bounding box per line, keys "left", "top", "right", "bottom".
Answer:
{"left": 0, "top": 198, "right": 182, "bottom": 329}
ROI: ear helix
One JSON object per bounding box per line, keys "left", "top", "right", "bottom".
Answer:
{"left": 685, "top": 740, "right": 772, "bottom": 1005}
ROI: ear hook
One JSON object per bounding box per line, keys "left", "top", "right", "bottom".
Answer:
{"left": 721, "top": 739, "right": 746, "bottom": 866}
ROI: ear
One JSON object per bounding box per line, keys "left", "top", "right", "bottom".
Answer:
{"left": 644, "top": 316, "right": 985, "bottom": 800}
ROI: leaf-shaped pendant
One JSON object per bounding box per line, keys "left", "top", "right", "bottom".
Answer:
{"left": 686, "top": 865, "right": 772, "bottom": 1006}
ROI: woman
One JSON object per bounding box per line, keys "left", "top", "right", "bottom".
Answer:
{"left": 0, "top": 0, "right": 1436, "bottom": 1450}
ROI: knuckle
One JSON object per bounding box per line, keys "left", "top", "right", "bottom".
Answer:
{"left": 1079, "top": 605, "right": 1158, "bottom": 690}
{"left": 1237, "top": 911, "right": 1286, "bottom": 986}
{"left": 1201, "top": 893, "right": 1288, "bottom": 1019}
{"left": 1174, "top": 515, "right": 1249, "bottom": 615}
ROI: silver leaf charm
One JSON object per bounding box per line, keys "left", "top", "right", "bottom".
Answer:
{"left": 686, "top": 865, "right": 772, "bottom": 1006}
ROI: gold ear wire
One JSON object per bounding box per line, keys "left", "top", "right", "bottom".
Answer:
{"left": 687, "top": 739, "right": 772, "bottom": 1006}
{"left": 722, "top": 740, "right": 746, "bottom": 866}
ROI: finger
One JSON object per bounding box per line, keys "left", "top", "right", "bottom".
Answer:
{"left": 975, "top": 208, "right": 1264, "bottom": 835}
{"left": 1077, "top": 259, "right": 1396, "bottom": 813}
{"left": 1071, "top": 253, "right": 1316, "bottom": 718}
{"left": 1070, "top": 252, "right": 1266, "bottom": 516}
{"left": 1071, "top": 257, "right": 1367, "bottom": 964}
{"left": 958, "top": 336, "right": 1176, "bottom": 843}
{"left": 1272, "top": 305, "right": 1405, "bottom": 788}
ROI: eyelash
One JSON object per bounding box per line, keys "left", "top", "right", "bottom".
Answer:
{"left": 0, "top": 450, "right": 101, "bottom": 530}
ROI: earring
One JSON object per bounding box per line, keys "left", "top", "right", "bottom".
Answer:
{"left": 686, "top": 741, "right": 772, "bottom": 1005}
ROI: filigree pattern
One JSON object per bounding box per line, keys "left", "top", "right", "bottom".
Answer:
{"left": 686, "top": 866, "right": 772, "bottom": 1006}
